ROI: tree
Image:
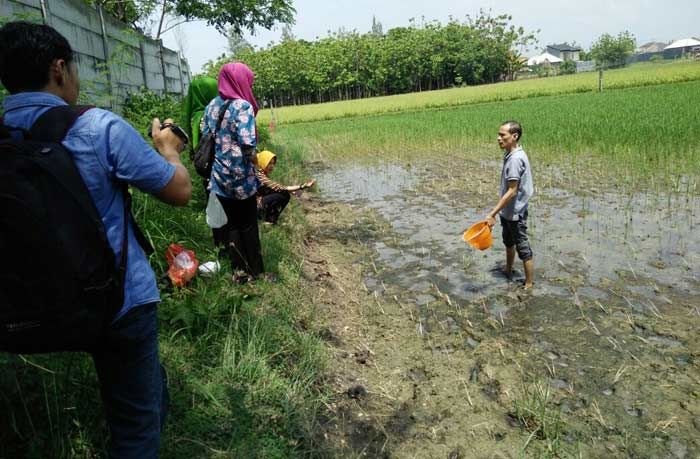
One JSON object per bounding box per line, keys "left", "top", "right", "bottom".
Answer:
{"left": 280, "top": 23, "right": 296, "bottom": 42}
{"left": 227, "top": 33, "right": 253, "bottom": 57}
{"left": 204, "top": 12, "right": 538, "bottom": 106}
{"left": 590, "top": 31, "right": 636, "bottom": 68}
{"left": 88, "top": 0, "right": 158, "bottom": 30}
{"left": 505, "top": 51, "right": 526, "bottom": 80}
{"left": 371, "top": 16, "right": 383, "bottom": 36}
{"left": 87, "top": 0, "right": 295, "bottom": 40}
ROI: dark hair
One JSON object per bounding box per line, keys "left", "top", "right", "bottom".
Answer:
{"left": 0, "top": 21, "right": 74, "bottom": 94}
{"left": 502, "top": 120, "right": 523, "bottom": 141}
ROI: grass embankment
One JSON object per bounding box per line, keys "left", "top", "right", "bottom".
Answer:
{"left": 258, "top": 60, "right": 700, "bottom": 125}
{"left": 0, "top": 114, "right": 326, "bottom": 456}
{"left": 277, "top": 79, "right": 700, "bottom": 186}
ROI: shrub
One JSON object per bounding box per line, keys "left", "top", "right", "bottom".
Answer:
{"left": 559, "top": 60, "right": 577, "bottom": 75}
{"left": 122, "top": 88, "right": 181, "bottom": 137}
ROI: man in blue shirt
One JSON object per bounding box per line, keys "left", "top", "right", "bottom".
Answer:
{"left": 0, "top": 22, "right": 192, "bottom": 457}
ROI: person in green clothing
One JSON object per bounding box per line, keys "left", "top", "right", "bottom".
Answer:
{"left": 181, "top": 76, "right": 218, "bottom": 151}
{"left": 181, "top": 76, "right": 223, "bottom": 247}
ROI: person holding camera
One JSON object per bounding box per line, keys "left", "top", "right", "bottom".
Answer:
{"left": 201, "top": 62, "right": 264, "bottom": 283}
{"left": 0, "top": 21, "right": 191, "bottom": 457}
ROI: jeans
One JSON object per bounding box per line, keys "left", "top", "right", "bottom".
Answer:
{"left": 92, "top": 303, "right": 168, "bottom": 458}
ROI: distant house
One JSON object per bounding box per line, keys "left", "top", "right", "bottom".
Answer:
{"left": 546, "top": 43, "right": 582, "bottom": 61}
{"left": 636, "top": 42, "right": 669, "bottom": 54}
{"left": 526, "top": 52, "right": 563, "bottom": 66}
{"left": 665, "top": 38, "right": 700, "bottom": 53}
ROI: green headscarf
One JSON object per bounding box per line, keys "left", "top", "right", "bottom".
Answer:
{"left": 181, "top": 76, "right": 218, "bottom": 149}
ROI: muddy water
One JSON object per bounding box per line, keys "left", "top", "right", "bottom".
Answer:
{"left": 318, "top": 162, "right": 699, "bottom": 306}
{"left": 316, "top": 161, "right": 700, "bottom": 457}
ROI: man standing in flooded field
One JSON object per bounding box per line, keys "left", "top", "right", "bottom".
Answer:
{"left": 485, "top": 121, "right": 535, "bottom": 289}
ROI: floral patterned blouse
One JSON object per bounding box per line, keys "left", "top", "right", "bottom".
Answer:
{"left": 202, "top": 96, "right": 259, "bottom": 199}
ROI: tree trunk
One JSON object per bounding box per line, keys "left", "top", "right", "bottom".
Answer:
{"left": 156, "top": 0, "right": 169, "bottom": 40}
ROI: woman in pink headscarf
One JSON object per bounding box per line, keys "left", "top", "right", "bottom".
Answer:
{"left": 201, "top": 62, "right": 264, "bottom": 283}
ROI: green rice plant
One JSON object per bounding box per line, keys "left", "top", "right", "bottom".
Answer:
{"left": 512, "top": 382, "right": 567, "bottom": 457}
{"left": 275, "top": 80, "right": 700, "bottom": 188}
{"left": 257, "top": 61, "right": 700, "bottom": 125}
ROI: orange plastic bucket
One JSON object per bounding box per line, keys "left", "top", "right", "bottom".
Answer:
{"left": 463, "top": 221, "right": 493, "bottom": 250}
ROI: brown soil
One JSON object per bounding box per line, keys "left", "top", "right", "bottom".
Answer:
{"left": 301, "top": 197, "right": 535, "bottom": 458}
{"left": 298, "top": 160, "right": 700, "bottom": 458}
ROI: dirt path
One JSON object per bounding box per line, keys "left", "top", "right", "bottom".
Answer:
{"left": 300, "top": 161, "right": 700, "bottom": 459}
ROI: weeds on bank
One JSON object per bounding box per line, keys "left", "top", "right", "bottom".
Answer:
{"left": 511, "top": 381, "right": 569, "bottom": 458}
{"left": 0, "top": 124, "right": 327, "bottom": 457}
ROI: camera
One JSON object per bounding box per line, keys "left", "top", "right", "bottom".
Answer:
{"left": 147, "top": 122, "right": 189, "bottom": 145}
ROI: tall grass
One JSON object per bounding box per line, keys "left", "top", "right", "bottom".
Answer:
{"left": 276, "top": 80, "right": 700, "bottom": 184}
{"left": 258, "top": 61, "right": 700, "bottom": 125}
{"left": 0, "top": 129, "right": 327, "bottom": 457}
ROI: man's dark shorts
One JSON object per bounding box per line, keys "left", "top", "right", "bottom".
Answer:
{"left": 500, "top": 210, "right": 533, "bottom": 261}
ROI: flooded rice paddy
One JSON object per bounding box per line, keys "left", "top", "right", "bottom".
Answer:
{"left": 315, "top": 160, "right": 700, "bottom": 458}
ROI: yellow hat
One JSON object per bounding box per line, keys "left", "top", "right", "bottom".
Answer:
{"left": 256, "top": 150, "right": 276, "bottom": 170}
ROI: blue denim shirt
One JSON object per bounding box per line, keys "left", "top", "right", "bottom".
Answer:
{"left": 2, "top": 92, "right": 176, "bottom": 320}
{"left": 202, "top": 97, "right": 259, "bottom": 199}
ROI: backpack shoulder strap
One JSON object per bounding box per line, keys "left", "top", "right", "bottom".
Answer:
{"left": 29, "top": 105, "right": 94, "bottom": 142}
{"left": 216, "top": 100, "right": 233, "bottom": 132}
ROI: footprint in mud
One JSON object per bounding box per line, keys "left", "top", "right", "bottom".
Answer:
{"left": 354, "top": 349, "right": 371, "bottom": 365}
{"left": 489, "top": 265, "right": 523, "bottom": 281}
{"left": 405, "top": 367, "right": 429, "bottom": 382}
{"left": 481, "top": 379, "right": 503, "bottom": 401}
{"left": 347, "top": 384, "right": 368, "bottom": 399}
{"left": 318, "top": 327, "right": 343, "bottom": 346}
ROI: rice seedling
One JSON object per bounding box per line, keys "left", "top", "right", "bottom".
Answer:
{"left": 511, "top": 381, "right": 566, "bottom": 455}
{"left": 276, "top": 80, "right": 700, "bottom": 190}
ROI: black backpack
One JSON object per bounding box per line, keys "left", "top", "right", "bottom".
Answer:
{"left": 193, "top": 100, "right": 232, "bottom": 178}
{"left": 0, "top": 106, "right": 146, "bottom": 354}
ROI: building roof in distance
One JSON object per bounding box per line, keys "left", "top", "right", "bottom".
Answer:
{"left": 665, "top": 38, "right": 700, "bottom": 49}
{"left": 527, "top": 52, "right": 564, "bottom": 65}
{"left": 547, "top": 43, "right": 582, "bottom": 52}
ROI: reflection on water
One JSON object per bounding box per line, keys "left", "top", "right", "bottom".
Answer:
{"left": 317, "top": 162, "right": 700, "bottom": 314}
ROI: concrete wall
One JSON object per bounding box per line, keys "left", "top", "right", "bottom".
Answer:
{"left": 576, "top": 60, "right": 596, "bottom": 73}
{"left": 628, "top": 48, "right": 685, "bottom": 64}
{"left": 1, "top": 0, "right": 191, "bottom": 112}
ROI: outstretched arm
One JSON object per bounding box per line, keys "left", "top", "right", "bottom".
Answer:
{"left": 256, "top": 170, "right": 315, "bottom": 193}
{"left": 285, "top": 179, "right": 316, "bottom": 192}
{"left": 486, "top": 180, "right": 517, "bottom": 227}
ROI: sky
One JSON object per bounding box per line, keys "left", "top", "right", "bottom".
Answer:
{"left": 161, "top": 0, "right": 700, "bottom": 74}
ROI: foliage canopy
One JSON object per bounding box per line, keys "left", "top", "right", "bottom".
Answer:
{"left": 87, "top": 0, "right": 294, "bottom": 39}
{"left": 205, "top": 12, "right": 537, "bottom": 107}
{"left": 590, "top": 31, "right": 636, "bottom": 69}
